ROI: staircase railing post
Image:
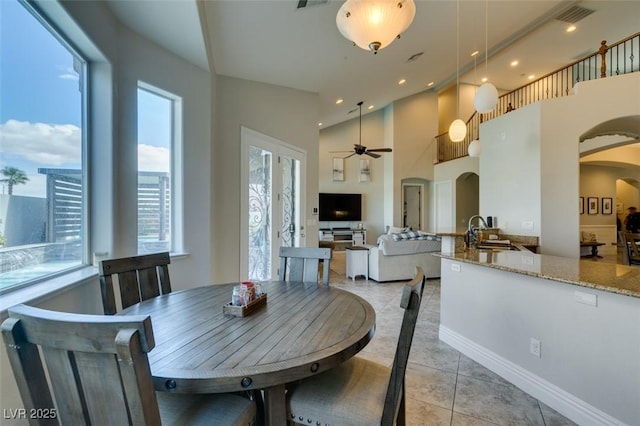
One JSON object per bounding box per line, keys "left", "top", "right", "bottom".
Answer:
{"left": 598, "top": 40, "right": 609, "bottom": 78}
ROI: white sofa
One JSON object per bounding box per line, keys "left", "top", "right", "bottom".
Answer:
{"left": 368, "top": 230, "right": 442, "bottom": 281}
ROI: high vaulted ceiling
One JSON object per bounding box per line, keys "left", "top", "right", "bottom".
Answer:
{"left": 106, "top": 0, "right": 639, "bottom": 128}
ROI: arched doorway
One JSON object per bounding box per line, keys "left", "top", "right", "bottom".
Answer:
{"left": 456, "top": 172, "right": 479, "bottom": 233}
{"left": 579, "top": 116, "right": 640, "bottom": 263}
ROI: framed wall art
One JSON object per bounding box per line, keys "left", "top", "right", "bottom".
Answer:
{"left": 359, "top": 159, "right": 370, "bottom": 182}
{"left": 332, "top": 157, "right": 344, "bottom": 181}
{"left": 579, "top": 197, "right": 584, "bottom": 215}
{"left": 587, "top": 197, "right": 598, "bottom": 215}
{"left": 601, "top": 197, "right": 613, "bottom": 215}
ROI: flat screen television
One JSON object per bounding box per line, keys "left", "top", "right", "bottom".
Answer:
{"left": 319, "top": 193, "right": 362, "bottom": 222}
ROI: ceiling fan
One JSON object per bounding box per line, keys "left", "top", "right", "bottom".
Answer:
{"left": 331, "top": 101, "right": 392, "bottom": 159}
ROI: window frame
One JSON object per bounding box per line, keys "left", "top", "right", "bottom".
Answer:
{"left": 0, "top": 0, "right": 90, "bottom": 295}
{"left": 136, "top": 81, "right": 184, "bottom": 255}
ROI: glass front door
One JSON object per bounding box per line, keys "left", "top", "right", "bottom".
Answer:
{"left": 241, "top": 128, "right": 305, "bottom": 281}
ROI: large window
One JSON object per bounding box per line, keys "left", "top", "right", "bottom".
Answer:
{"left": 0, "top": 1, "right": 87, "bottom": 292}
{"left": 137, "top": 85, "right": 181, "bottom": 254}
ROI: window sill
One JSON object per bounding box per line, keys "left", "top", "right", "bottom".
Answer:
{"left": 0, "top": 267, "right": 98, "bottom": 315}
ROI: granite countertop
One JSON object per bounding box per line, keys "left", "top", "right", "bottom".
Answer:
{"left": 436, "top": 249, "right": 640, "bottom": 299}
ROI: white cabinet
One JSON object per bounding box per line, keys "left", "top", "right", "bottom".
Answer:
{"left": 346, "top": 246, "right": 369, "bottom": 281}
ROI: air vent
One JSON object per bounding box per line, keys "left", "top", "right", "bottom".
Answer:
{"left": 554, "top": 6, "right": 595, "bottom": 24}
{"left": 407, "top": 52, "right": 424, "bottom": 63}
{"left": 297, "top": 0, "right": 328, "bottom": 9}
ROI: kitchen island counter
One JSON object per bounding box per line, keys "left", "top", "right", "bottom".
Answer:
{"left": 436, "top": 249, "right": 640, "bottom": 298}
{"left": 437, "top": 250, "right": 640, "bottom": 425}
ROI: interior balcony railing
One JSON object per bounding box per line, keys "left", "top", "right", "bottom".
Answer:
{"left": 435, "top": 32, "right": 640, "bottom": 164}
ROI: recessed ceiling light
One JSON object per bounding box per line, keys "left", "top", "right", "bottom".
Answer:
{"left": 471, "top": 50, "right": 479, "bottom": 57}
{"left": 427, "top": 81, "right": 434, "bottom": 87}
{"left": 336, "top": 99, "right": 343, "bottom": 105}
{"left": 566, "top": 25, "right": 576, "bottom": 33}
{"left": 481, "top": 77, "right": 488, "bottom": 83}
{"left": 398, "top": 79, "right": 406, "bottom": 85}
{"left": 368, "top": 105, "right": 374, "bottom": 110}
{"left": 510, "top": 60, "right": 519, "bottom": 67}
{"left": 528, "top": 74, "right": 535, "bottom": 80}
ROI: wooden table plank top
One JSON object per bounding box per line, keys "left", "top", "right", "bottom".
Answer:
{"left": 119, "top": 281, "right": 376, "bottom": 395}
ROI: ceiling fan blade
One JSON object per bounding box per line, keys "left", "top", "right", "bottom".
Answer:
{"left": 329, "top": 150, "right": 355, "bottom": 153}
{"left": 366, "top": 148, "right": 392, "bottom": 152}
{"left": 365, "top": 152, "right": 381, "bottom": 158}
{"left": 343, "top": 153, "right": 356, "bottom": 159}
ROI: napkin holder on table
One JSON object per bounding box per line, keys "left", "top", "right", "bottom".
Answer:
{"left": 223, "top": 293, "right": 267, "bottom": 317}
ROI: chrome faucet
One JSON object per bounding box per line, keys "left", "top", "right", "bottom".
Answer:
{"left": 467, "top": 215, "right": 489, "bottom": 248}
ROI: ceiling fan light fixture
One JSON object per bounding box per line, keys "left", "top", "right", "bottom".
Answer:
{"left": 336, "top": 0, "right": 416, "bottom": 54}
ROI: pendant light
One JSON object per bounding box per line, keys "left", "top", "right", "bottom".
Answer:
{"left": 468, "top": 139, "right": 481, "bottom": 157}
{"left": 448, "top": 0, "right": 467, "bottom": 143}
{"left": 474, "top": 0, "right": 498, "bottom": 113}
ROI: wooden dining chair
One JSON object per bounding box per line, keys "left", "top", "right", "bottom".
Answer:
{"left": 2, "top": 304, "right": 256, "bottom": 426}
{"left": 286, "top": 267, "right": 426, "bottom": 426}
{"left": 99, "top": 252, "right": 172, "bottom": 315}
{"left": 278, "top": 246, "right": 332, "bottom": 285}
{"left": 624, "top": 232, "right": 640, "bottom": 265}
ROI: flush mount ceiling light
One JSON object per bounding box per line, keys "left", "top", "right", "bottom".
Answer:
{"left": 336, "top": 0, "right": 416, "bottom": 54}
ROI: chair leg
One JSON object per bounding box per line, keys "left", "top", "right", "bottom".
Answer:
{"left": 247, "top": 390, "right": 265, "bottom": 426}
{"left": 397, "top": 385, "right": 406, "bottom": 426}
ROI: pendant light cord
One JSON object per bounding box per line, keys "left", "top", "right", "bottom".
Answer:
{"left": 484, "top": 0, "right": 488, "bottom": 76}
{"left": 456, "top": 0, "right": 460, "bottom": 119}
{"left": 358, "top": 101, "right": 363, "bottom": 145}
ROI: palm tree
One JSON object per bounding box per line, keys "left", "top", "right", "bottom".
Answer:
{"left": 1, "top": 166, "right": 29, "bottom": 195}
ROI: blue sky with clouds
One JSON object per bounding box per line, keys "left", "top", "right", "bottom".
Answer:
{"left": 0, "top": 0, "right": 169, "bottom": 197}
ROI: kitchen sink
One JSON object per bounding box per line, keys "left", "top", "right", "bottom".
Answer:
{"left": 475, "top": 244, "right": 520, "bottom": 251}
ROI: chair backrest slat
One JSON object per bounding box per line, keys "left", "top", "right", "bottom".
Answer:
{"left": 278, "top": 247, "right": 332, "bottom": 285}
{"left": 381, "top": 267, "right": 425, "bottom": 425}
{"left": 42, "top": 346, "right": 89, "bottom": 422}
{"left": 99, "top": 252, "right": 172, "bottom": 314}
{"left": 1, "top": 304, "right": 160, "bottom": 426}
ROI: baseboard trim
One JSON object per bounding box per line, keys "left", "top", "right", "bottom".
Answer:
{"left": 439, "top": 325, "right": 626, "bottom": 426}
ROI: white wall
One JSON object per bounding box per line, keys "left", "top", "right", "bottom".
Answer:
{"left": 391, "top": 91, "right": 439, "bottom": 226}
{"left": 318, "top": 90, "right": 439, "bottom": 238}
{"left": 480, "top": 105, "right": 542, "bottom": 237}
{"left": 319, "top": 109, "right": 385, "bottom": 241}
{"left": 214, "top": 76, "right": 319, "bottom": 283}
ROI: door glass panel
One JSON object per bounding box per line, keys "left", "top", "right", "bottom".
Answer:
{"left": 280, "top": 155, "right": 301, "bottom": 248}
{"left": 248, "top": 146, "right": 272, "bottom": 281}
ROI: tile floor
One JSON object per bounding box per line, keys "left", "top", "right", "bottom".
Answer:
{"left": 329, "top": 251, "right": 577, "bottom": 426}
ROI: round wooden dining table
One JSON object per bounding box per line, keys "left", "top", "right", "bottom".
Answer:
{"left": 119, "top": 280, "right": 376, "bottom": 425}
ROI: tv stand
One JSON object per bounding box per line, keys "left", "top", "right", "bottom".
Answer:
{"left": 319, "top": 228, "right": 366, "bottom": 251}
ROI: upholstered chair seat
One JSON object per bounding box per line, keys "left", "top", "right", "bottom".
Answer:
{"left": 287, "top": 356, "right": 391, "bottom": 425}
